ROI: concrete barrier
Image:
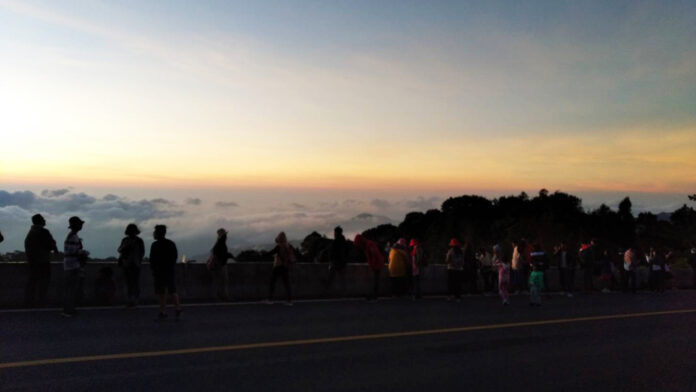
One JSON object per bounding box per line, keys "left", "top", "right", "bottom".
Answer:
{"left": 1, "top": 261, "right": 693, "bottom": 308}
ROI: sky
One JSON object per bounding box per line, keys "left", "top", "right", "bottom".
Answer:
{"left": 0, "top": 1, "right": 695, "bottom": 257}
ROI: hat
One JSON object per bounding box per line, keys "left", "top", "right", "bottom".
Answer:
{"left": 409, "top": 239, "right": 418, "bottom": 247}
{"left": 217, "top": 228, "right": 228, "bottom": 237}
{"left": 449, "top": 238, "right": 461, "bottom": 247}
{"left": 31, "top": 214, "right": 46, "bottom": 225}
{"left": 68, "top": 216, "right": 84, "bottom": 228}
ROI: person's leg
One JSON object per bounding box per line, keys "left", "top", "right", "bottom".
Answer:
{"left": 25, "top": 263, "right": 38, "bottom": 308}
{"left": 37, "top": 264, "right": 51, "bottom": 307}
{"left": 454, "top": 271, "right": 463, "bottom": 299}
{"left": 62, "top": 270, "right": 78, "bottom": 315}
{"left": 222, "top": 264, "right": 230, "bottom": 300}
{"left": 373, "top": 269, "right": 380, "bottom": 299}
{"left": 281, "top": 266, "right": 292, "bottom": 302}
{"left": 133, "top": 266, "right": 140, "bottom": 304}
{"left": 158, "top": 294, "right": 167, "bottom": 313}
{"left": 269, "top": 267, "right": 279, "bottom": 300}
{"left": 414, "top": 274, "right": 421, "bottom": 299}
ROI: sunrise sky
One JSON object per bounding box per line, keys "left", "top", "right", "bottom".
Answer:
{"left": 1, "top": 1, "right": 695, "bottom": 256}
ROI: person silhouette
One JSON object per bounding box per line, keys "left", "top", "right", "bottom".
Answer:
{"left": 24, "top": 214, "right": 58, "bottom": 308}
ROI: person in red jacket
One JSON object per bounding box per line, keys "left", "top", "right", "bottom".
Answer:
{"left": 354, "top": 234, "right": 385, "bottom": 301}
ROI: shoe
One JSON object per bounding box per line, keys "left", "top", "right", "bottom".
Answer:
{"left": 263, "top": 299, "right": 273, "bottom": 305}
{"left": 285, "top": 301, "right": 294, "bottom": 306}
{"left": 601, "top": 288, "right": 611, "bottom": 294}
{"left": 60, "top": 312, "right": 74, "bottom": 318}
{"left": 156, "top": 312, "right": 168, "bottom": 321}
{"left": 503, "top": 300, "right": 509, "bottom": 306}
{"left": 567, "top": 293, "right": 574, "bottom": 298}
{"left": 455, "top": 299, "right": 461, "bottom": 303}
{"left": 175, "top": 309, "right": 183, "bottom": 320}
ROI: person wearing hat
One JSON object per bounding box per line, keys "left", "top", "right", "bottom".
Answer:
{"left": 445, "top": 238, "right": 465, "bottom": 302}
{"left": 24, "top": 214, "right": 59, "bottom": 308}
{"left": 209, "top": 228, "right": 236, "bottom": 301}
{"left": 118, "top": 223, "right": 145, "bottom": 307}
{"left": 325, "top": 226, "right": 348, "bottom": 297}
{"left": 62, "top": 216, "right": 89, "bottom": 317}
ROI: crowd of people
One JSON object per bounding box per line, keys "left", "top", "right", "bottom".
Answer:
{"left": 6, "top": 214, "right": 696, "bottom": 320}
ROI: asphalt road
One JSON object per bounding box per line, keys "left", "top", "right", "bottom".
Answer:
{"left": 2, "top": 291, "right": 696, "bottom": 392}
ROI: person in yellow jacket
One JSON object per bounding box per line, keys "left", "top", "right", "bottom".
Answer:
{"left": 388, "top": 238, "right": 411, "bottom": 296}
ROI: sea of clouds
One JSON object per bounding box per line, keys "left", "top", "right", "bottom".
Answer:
{"left": 0, "top": 189, "right": 442, "bottom": 259}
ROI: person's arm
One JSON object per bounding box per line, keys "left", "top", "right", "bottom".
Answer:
{"left": 138, "top": 238, "right": 145, "bottom": 260}
{"left": 48, "top": 232, "right": 58, "bottom": 253}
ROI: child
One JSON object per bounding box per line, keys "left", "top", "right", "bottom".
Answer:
{"left": 528, "top": 263, "right": 545, "bottom": 306}
{"left": 493, "top": 245, "right": 510, "bottom": 305}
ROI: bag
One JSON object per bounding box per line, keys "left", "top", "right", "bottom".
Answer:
{"left": 206, "top": 252, "right": 219, "bottom": 271}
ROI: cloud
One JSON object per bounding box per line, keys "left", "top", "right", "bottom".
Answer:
{"left": 41, "top": 189, "right": 70, "bottom": 198}
{"left": 185, "top": 198, "right": 202, "bottom": 206}
{"left": 102, "top": 194, "right": 120, "bottom": 201}
{"left": 370, "top": 199, "right": 391, "bottom": 209}
{"left": 0, "top": 191, "right": 36, "bottom": 208}
{"left": 215, "top": 201, "right": 239, "bottom": 208}
{"left": 405, "top": 196, "right": 442, "bottom": 211}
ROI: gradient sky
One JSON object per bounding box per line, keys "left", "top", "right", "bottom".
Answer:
{"left": 1, "top": 0, "right": 695, "bottom": 191}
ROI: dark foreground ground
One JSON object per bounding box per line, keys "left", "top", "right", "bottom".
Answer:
{"left": 2, "top": 291, "right": 696, "bottom": 392}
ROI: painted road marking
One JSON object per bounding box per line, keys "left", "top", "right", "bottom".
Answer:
{"left": 1, "top": 308, "right": 695, "bottom": 369}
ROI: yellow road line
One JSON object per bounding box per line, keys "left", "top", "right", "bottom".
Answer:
{"left": 2, "top": 308, "right": 695, "bottom": 369}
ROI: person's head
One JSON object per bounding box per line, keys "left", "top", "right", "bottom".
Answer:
{"left": 68, "top": 216, "right": 84, "bottom": 232}
{"left": 125, "top": 223, "right": 140, "bottom": 236}
{"left": 591, "top": 238, "right": 598, "bottom": 246}
{"left": 275, "top": 231, "right": 288, "bottom": 245}
{"left": 31, "top": 214, "right": 46, "bottom": 227}
{"left": 334, "top": 226, "right": 343, "bottom": 237}
{"left": 217, "top": 228, "right": 227, "bottom": 240}
{"left": 396, "top": 238, "right": 407, "bottom": 248}
{"left": 492, "top": 244, "right": 502, "bottom": 258}
{"left": 448, "top": 238, "right": 461, "bottom": 248}
{"left": 153, "top": 225, "right": 167, "bottom": 240}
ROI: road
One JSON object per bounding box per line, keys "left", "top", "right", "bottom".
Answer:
{"left": 2, "top": 291, "right": 696, "bottom": 391}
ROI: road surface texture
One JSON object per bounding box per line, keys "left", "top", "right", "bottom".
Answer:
{"left": 2, "top": 291, "right": 695, "bottom": 391}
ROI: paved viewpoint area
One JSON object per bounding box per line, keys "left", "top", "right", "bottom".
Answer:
{"left": 2, "top": 292, "right": 696, "bottom": 392}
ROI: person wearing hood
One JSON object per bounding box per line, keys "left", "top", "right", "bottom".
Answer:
{"left": 445, "top": 238, "right": 465, "bottom": 302}
{"left": 493, "top": 244, "right": 510, "bottom": 305}
{"left": 267, "top": 232, "right": 295, "bottom": 305}
{"left": 24, "top": 214, "right": 58, "bottom": 308}
{"left": 117, "top": 223, "right": 145, "bottom": 307}
{"left": 209, "top": 228, "right": 236, "bottom": 302}
{"left": 410, "top": 239, "right": 426, "bottom": 299}
{"left": 354, "top": 234, "right": 385, "bottom": 301}
{"left": 388, "top": 238, "right": 410, "bottom": 297}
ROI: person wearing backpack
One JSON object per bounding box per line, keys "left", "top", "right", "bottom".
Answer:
{"left": 579, "top": 239, "right": 598, "bottom": 293}
{"left": 267, "top": 231, "right": 295, "bottom": 305}
{"left": 117, "top": 223, "right": 145, "bottom": 307}
{"left": 446, "top": 238, "right": 465, "bottom": 302}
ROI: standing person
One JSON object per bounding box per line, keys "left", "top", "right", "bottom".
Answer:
{"left": 462, "top": 242, "right": 479, "bottom": 295}
{"left": 528, "top": 262, "right": 545, "bottom": 306}
{"left": 478, "top": 247, "right": 496, "bottom": 293}
{"left": 354, "top": 234, "right": 385, "bottom": 301}
{"left": 646, "top": 247, "right": 665, "bottom": 293}
{"left": 689, "top": 248, "right": 696, "bottom": 289}
{"left": 493, "top": 244, "right": 510, "bottom": 305}
{"left": 62, "top": 216, "right": 89, "bottom": 318}
{"left": 209, "top": 228, "right": 236, "bottom": 301}
{"left": 554, "top": 243, "right": 574, "bottom": 297}
{"left": 24, "top": 214, "right": 58, "bottom": 308}
{"left": 388, "top": 239, "right": 410, "bottom": 297}
{"left": 326, "top": 226, "right": 347, "bottom": 296}
{"left": 579, "top": 239, "right": 597, "bottom": 293}
{"left": 623, "top": 246, "right": 638, "bottom": 293}
{"left": 410, "top": 238, "right": 426, "bottom": 299}
{"left": 445, "top": 238, "right": 465, "bottom": 302}
{"left": 149, "top": 225, "right": 182, "bottom": 320}
{"left": 267, "top": 231, "right": 295, "bottom": 305}
{"left": 117, "top": 223, "right": 145, "bottom": 307}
